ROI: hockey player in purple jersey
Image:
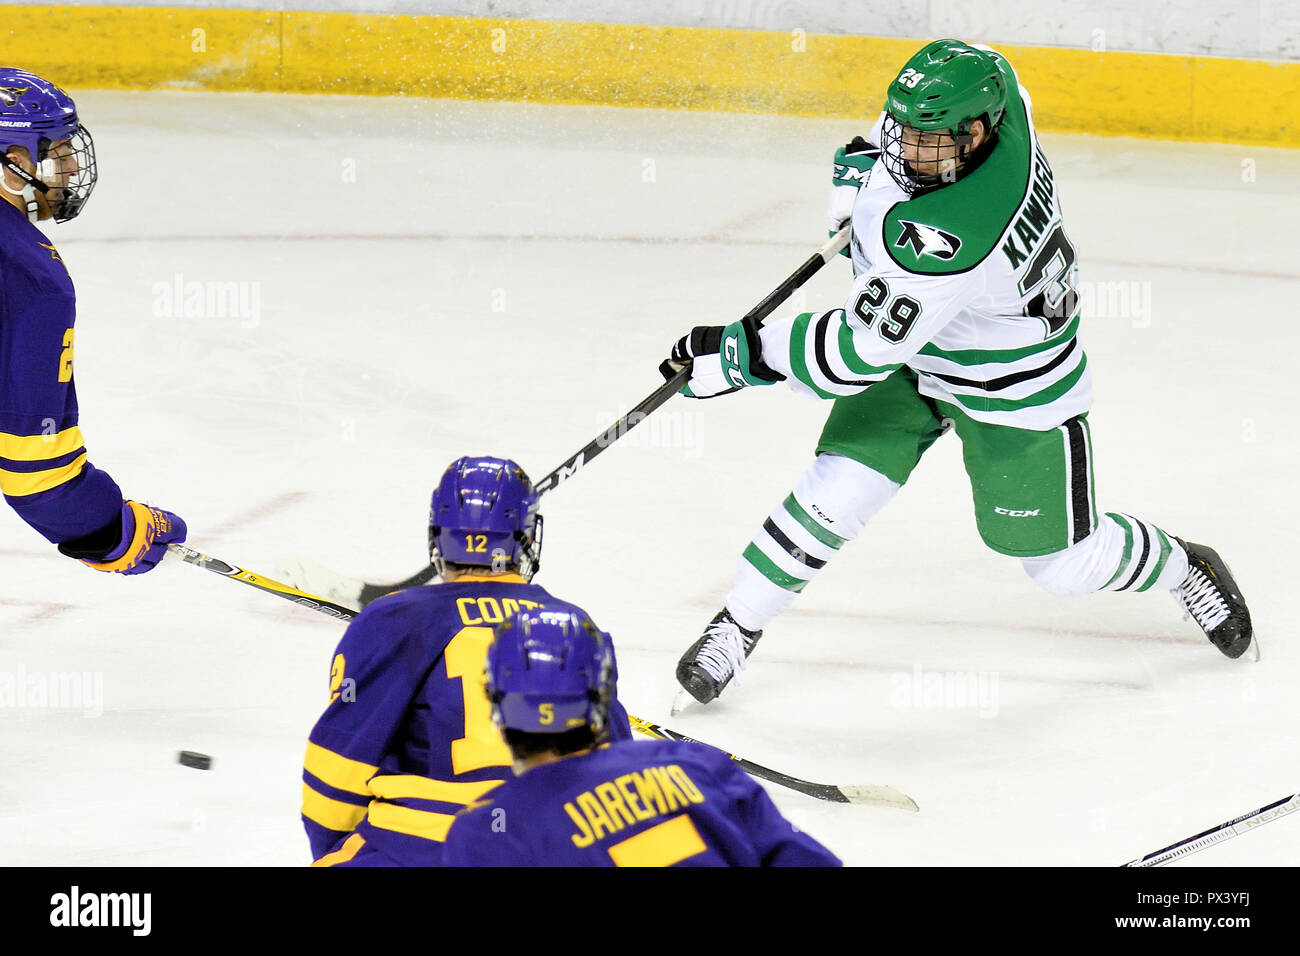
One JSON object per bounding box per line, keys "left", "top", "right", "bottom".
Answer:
{"left": 0, "top": 68, "right": 184, "bottom": 573}
{"left": 440, "top": 607, "right": 841, "bottom": 867}
{"left": 303, "top": 455, "right": 633, "bottom": 866}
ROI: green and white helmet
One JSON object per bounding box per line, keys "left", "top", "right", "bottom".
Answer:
{"left": 879, "top": 39, "right": 1008, "bottom": 195}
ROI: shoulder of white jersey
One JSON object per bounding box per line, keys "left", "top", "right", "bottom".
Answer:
{"left": 881, "top": 52, "right": 1036, "bottom": 278}
{"left": 866, "top": 110, "right": 885, "bottom": 147}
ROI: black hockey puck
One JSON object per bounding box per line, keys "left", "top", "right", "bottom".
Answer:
{"left": 178, "top": 750, "right": 212, "bottom": 770}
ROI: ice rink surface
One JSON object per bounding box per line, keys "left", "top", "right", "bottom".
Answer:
{"left": 1, "top": 90, "right": 1297, "bottom": 866}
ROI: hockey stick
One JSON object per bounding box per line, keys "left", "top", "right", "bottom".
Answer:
{"left": 629, "top": 714, "right": 918, "bottom": 811}
{"left": 532, "top": 224, "right": 851, "bottom": 496}
{"left": 167, "top": 543, "right": 913, "bottom": 806}
{"left": 281, "top": 225, "right": 853, "bottom": 607}
{"left": 1120, "top": 792, "right": 1300, "bottom": 866}
{"left": 167, "top": 544, "right": 359, "bottom": 622}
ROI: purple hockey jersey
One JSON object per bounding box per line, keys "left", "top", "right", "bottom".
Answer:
{"left": 441, "top": 738, "right": 842, "bottom": 867}
{"left": 0, "top": 200, "right": 123, "bottom": 543}
{"left": 301, "top": 574, "right": 632, "bottom": 865}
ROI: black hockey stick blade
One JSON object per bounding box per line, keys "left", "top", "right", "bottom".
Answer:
{"left": 358, "top": 562, "right": 438, "bottom": 605}
{"left": 629, "top": 713, "right": 918, "bottom": 811}
{"left": 167, "top": 543, "right": 358, "bottom": 623}
{"left": 1120, "top": 792, "right": 1300, "bottom": 866}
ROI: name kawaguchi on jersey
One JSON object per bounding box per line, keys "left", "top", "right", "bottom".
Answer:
{"left": 1000, "top": 141, "right": 1057, "bottom": 270}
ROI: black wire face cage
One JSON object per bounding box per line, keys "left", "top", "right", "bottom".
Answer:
{"left": 40, "top": 124, "right": 98, "bottom": 222}
{"left": 879, "top": 112, "right": 974, "bottom": 197}
{"left": 518, "top": 513, "right": 543, "bottom": 580}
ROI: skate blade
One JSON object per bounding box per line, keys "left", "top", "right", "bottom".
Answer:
{"left": 670, "top": 688, "right": 699, "bottom": 717}
{"left": 1248, "top": 633, "right": 1261, "bottom": 662}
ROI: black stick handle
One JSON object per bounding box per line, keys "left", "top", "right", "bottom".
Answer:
{"left": 533, "top": 225, "right": 850, "bottom": 497}
{"left": 628, "top": 712, "right": 917, "bottom": 810}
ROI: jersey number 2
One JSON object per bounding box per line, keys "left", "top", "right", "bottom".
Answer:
{"left": 58, "top": 329, "right": 74, "bottom": 383}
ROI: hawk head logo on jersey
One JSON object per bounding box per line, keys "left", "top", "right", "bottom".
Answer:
{"left": 895, "top": 219, "right": 962, "bottom": 260}
{"left": 0, "top": 86, "right": 29, "bottom": 107}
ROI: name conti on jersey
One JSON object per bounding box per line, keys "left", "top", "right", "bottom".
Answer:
{"left": 565, "top": 763, "right": 705, "bottom": 848}
{"left": 1000, "top": 142, "right": 1056, "bottom": 270}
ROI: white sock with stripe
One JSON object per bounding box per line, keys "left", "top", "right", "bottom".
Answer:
{"left": 1100, "top": 512, "right": 1188, "bottom": 592}
{"left": 1021, "top": 512, "right": 1188, "bottom": 597}
{"left": 726, "top": 454, "right": 899, "bottom": 631}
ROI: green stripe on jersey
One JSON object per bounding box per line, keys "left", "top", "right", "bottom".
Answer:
{"left": 742, "top": 542, "right": 808, "bottom": 592}
{"left": 942, "top": 354, "right": 1087, "bottom": 414}
{"left": 1136, "top": 529, "right": 1174, "bottom": 592}
{"left": 917, "top": 316, "right": 1081, "bottom": 366}
{"left": 1102, "top": 513, "right": 1135, "bottom": 590}
{"left": 782, "top": 494, "right": 847, "bottom": 549}
{"left": 836, "top": 321, "right": 903, "bottom": 378}
{"left": 788, "top": 313, "right": 842, "bottom": 400}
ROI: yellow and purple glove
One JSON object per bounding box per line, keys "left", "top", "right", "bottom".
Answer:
{"left": 60, "top": 500, "right": 187, "bottom": 575}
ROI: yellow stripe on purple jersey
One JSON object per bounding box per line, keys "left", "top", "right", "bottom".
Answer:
{"left": 300, "top": 575, "right": 633, "bottom": 865}
{"left": 0, "top": 201, "right": 124, "bottom": 543}
{"left": 441, "top": 739, "right": 842, "bottom": 867}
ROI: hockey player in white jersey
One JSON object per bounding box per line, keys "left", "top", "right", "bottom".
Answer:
{"left": 661, "top": 40, "right": 1254, "bottom": 709}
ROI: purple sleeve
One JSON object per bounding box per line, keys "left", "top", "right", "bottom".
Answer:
{"left": 1, "top": 251, "right": 123, "bottom": 545}
{"left": 7, "top": 460, "right": 124, "bottom": 545}
{"left": 718, "top": 758, "right": 843, "bottom": 867}
{"left": 301, "top": 598, "right": 430, "bottom": 859}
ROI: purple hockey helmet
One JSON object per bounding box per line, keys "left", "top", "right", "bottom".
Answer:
{"left": 428, "top": 456, "right": 542, "bottom": 578}
{"left": 0, "top": 67, "right": 97, "bottom": 222}
{"left": 486, "top": 607, "right": 616, "bottom": 738}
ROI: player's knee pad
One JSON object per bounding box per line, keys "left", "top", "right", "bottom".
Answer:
{"left": 791, "top": 453, "right": 900, "bottom": 540}
{"left": 1020, "top": 518, "right": 1127, "bottom": 597}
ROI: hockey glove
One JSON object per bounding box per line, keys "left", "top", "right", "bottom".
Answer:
{"left": 59, "top": 500, "right": 187, "bottom": 575}
{"left": 659, "top": 319, "right": 784, "bottom": 399}
{"left": 829, "top": 135, "right": 879, "bottom": 256}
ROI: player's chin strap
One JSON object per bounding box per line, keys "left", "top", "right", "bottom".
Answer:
{"left": 0, "top": 153, "right": 48, "bottom": 222}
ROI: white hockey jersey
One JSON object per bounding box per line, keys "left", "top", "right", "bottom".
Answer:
{"left": 760, "top": 50, "right": 1092, "bottom": 430}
